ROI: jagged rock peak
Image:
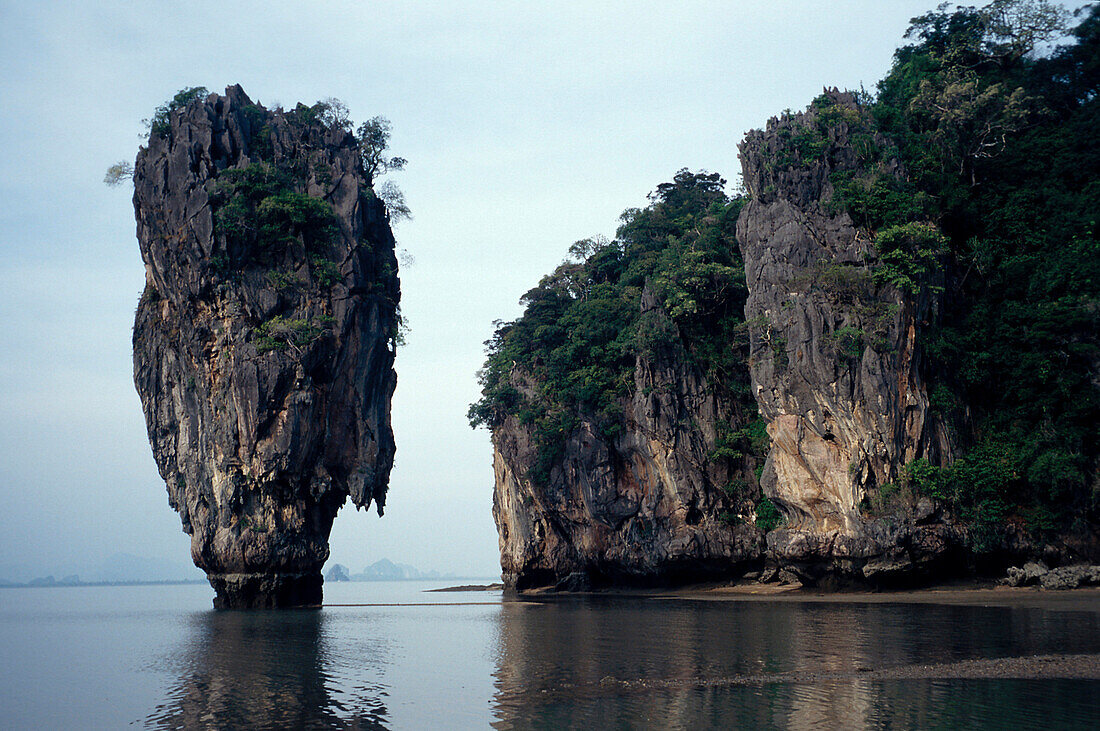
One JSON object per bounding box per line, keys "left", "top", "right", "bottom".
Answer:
{"left": 740, "top": 88, "right": 891, "bottom": 208}
{"left": 132, "top": 86, "right": 400, "bottom": 608}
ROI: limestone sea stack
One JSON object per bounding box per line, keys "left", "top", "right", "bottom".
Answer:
{"left": 132, "top": 86, "right": 400, "bottom": 608}
{"left": 482, "top": 92, "right": 971, "bottom": 591}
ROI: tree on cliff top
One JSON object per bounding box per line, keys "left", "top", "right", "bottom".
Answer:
{"left": 104, "top": 86, "right": 209, "bottom": 186}
{"left": 355, "top": 116, "right": 411, "bottom": 223}
{"left": 145, "top": 86, "right": 209, "bottom": 138}
{"left": 310, "top": 99, "right": 410, "bottom": 223}
{"left": 106, "top": 90, "right": 411, "bottom": 224}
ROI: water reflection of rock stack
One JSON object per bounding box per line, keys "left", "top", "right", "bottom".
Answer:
{"left": 491, "top": 600, "right": 831, "bottom": 726}
{"left": 147, "top": 611, "right": 389, "bottom": 729}
{"left": 490, "top": 599, "right": 1077, "bottom": 726}
{"left": 781, "top": 605, "right": 873, "bottom": 728}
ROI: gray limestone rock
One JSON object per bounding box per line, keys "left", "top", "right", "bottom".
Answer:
{"left": 1005, "top": 566, "right": 1026, "bottom": 587}
{"left": 777, "top": 568, "right": 803, "bottom": 586}
{"left": 132, "top": 86, "right": 399, "bottom": 608}
{"left": 735, "top": 89, "right": 955, "bottom": 582}
{"left": 862, "top": 554, "right": 914, "bottom": 582}
{"left": 1005, "top": 561, "right": 1050, "bottom": 587}
{"left": 492, "top": 289, "right": 764, "bottom": 590}
{"left": 1040, "top": 564, "right": 1100, "bottom": 590}
{"left": 1023, "top": 561, "right": 1050, "bottom": 584}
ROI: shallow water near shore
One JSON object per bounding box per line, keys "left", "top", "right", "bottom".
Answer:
{"left": 1, "top": 582, "right": 1099, "bottom": 729}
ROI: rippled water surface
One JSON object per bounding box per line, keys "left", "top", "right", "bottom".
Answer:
{"left": 1, "top": 582, "right": 1098, "bottom": 728}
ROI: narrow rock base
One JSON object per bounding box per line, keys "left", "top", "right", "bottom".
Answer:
{"left": 208, "top": 572, "right": 323, "bottom": 609}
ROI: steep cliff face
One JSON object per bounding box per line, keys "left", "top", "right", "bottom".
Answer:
{"left": 737, "top": 90, "right": 959, "bottom": 582}
{"left": 493, "top": 292, "right": 762, "bottom": 590}
{"left": 132, "top": 86, "right": 399, "bottom": 608}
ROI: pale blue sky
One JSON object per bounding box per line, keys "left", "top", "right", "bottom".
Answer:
{"left": 1, "top": 0, "right": 971, "bottom": 581}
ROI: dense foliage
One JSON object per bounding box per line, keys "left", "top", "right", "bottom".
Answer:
{"left": 289, "top": 99, "right": 411, "bottom": 222}
{"left": 469, "top": 170, "right": 754, "bottom": 484}
{"left": 864, "top": 1, "right": 1100, "bottom": 538}
{"left": 212, "top": 162, "right": 340, "bottom": 266}
{"left": 201, "top": 96, "right": 405, "bottom": 349}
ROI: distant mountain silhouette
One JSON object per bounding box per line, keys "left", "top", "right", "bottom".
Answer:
{"left": 0, "top": 553, "right": 204, "bottom": 586}
{"left": 326, "top": 564, "right": 351, "bottom": 582}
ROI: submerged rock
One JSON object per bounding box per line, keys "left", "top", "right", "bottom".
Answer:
{"left": 132, "top": 86, "right": 400, "bottom": 608}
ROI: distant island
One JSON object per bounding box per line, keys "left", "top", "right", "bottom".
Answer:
{"left": 325, "top": 558, "right": 456, "bottom": 582}
{"left": 0, "top": 552, "right": 205, "bottom": 588}
{"left": 0, "top": 576, "right": 207, "bottom": 589}
{"left": 0, "top": 556, "right": 485, "bottom": 588}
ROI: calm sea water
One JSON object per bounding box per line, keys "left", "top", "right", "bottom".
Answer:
{"left": 1, "top": 581, "right": 1099, "bottom": 729}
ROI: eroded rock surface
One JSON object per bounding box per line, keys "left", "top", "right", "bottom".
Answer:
{"left": 737, "top": 90, "right": 957, "bottom": 581}
{"left": 493, "top": 291, "right": 762, "bottom": 590}
{"left": 132, "top": 86, "right": 399, "bottom": 608}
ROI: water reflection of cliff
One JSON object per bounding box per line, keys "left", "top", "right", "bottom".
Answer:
{"left": 490, "top": 597, "right": 1100, "bottom": 728}
{"left": 146, "top": 610, "right": 389, "bottom": 729}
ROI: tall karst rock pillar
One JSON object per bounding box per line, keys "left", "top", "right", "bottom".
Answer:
{"left": 132, "top": 86, "right": 400, "bottom": 608}
{"left": 737, "top": 90, "right": 955, "bottom": 582}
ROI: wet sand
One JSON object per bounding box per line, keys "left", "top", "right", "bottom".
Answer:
{"left": 428, "top": 583, "right": 504, "bottom": 592}
{"left": 675, "top": 583, "right": 1100, "bottom": 612}
{"left": 526, "top": 654, "right": 1100, "bottom": 696}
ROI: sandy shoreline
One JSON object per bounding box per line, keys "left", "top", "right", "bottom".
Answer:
{"left": 672, "top": 583, "right": 1100, "bottom": 611}
{"left": 668, "top": 580, "right": 1100, "bottom": 611}
{"left": 428, "top": 578, "right": 1100, "bottom": 614}
{"left": 504, "top": 582, "right": 1100, "bottom": 613}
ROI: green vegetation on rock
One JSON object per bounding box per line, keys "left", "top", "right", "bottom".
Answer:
{"left": 865, "top": 0, "right": 1100, "bottom": 535}
{"left": 756, "top": 0, "right": 1098, "bottom": 541}
{"left": 254, "top": 315, "right": 335, "bottom": 354}
{"left": 473, "top": 0, "right": 1100, "bottom": 550}
{"left": 211, "top": 162, "right": 339, "bottom": 271}
{"left": 469, "top": 169, "right": 754, "bottom": 485}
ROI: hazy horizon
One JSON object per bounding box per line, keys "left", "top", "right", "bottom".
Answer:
{"left": 1, "top": 0, "right": 1028, "bottom": 581}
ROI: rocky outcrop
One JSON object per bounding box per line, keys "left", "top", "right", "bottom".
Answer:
{"left": 132, "top": 86, "right": 399, "bottom": 608}
{"left": 737, "top": 90, "right": 958, "bottom": 582}
{"left": 493, "top": 291, "right": 762, "bottom": 590}
{"left": 1004, "top": 561, "right": 1100, "bottom": 589}
{"left": 487, "top": 88, "right": 1096, "bottom": 591}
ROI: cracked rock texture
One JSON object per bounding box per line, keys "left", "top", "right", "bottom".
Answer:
{"left": 132, "top": 86, "right": 399, "bottom": 608}
{"left": 493, "top": 291, "right": 763, "bottom": 590}
{"left": 737, "top": 90, "right": 958, "bottom": 580}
